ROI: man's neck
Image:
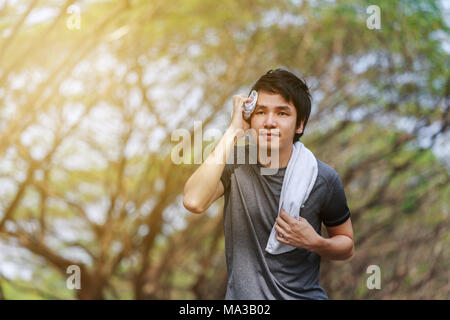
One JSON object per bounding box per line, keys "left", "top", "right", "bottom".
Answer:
{"left": 257, "top": 143, "right": 293, "bottom": 169}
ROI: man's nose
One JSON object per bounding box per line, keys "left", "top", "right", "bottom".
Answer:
{"left": 264, "top": 112, "right": 277, "bottom": 128}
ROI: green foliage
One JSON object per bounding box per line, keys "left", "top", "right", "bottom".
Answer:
{"left": 0, "top": 0, "right": 448, "bottom": 300}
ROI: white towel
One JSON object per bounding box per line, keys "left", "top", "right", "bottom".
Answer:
{"left": 243, "top": 90, "right": 258, "bottom": 120}
{"left": 265, "top": 140, "right": 318, "bottom": 255}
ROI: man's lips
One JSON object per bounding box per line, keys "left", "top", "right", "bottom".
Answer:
{"left": 259, "top": 132, "right": 280, "bottom": 141}
{"left": 259, "top": 132, "right": 280, "bottom": 137}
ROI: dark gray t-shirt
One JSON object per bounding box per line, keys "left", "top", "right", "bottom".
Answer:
{"left": 220, "top": 144, "right": 351, "bottom": 300}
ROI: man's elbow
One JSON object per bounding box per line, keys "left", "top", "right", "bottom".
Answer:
{"left": 331, "top": 242, "right": 354, "bottom": 261}
{"left": 342, "top": 243, "right": 355, "bottom": 260}
{"left": 182, "top": 196, "right": 205, "bottom": 214}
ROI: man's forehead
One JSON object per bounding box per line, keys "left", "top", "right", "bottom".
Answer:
{"left": 255, "top": 104, "right": 292, "bottom": 112}
{"left": 256, "top": 90, "right": 293, "bottom": 109}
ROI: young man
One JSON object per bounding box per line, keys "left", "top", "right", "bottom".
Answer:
{"left": 183, "top": 68, "right": 354, "bottom": 299}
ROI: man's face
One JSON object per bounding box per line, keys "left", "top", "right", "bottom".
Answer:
{"left": 249, "top": 90, "right": 303, "bottom": 151}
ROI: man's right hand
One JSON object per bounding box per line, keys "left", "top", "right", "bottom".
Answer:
{"left": 230, "top": 94, "right": 255, "bottom": 137}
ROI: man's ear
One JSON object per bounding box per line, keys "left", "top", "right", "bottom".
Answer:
{"left": 295, "top": 120, "right": 304, "bottom": 134}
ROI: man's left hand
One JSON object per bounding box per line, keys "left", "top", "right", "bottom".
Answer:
{"left": 275, "top": 209, "right": 322, "bottom": 251}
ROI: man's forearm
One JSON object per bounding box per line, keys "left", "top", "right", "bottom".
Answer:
{"left": 311, "top": 234, "right": 354, "bottom": 261}
{"left": 205, "top": 126, "right": 240, "bottom": 166}
{"left": 183, "top": 126, "right": 241, "bottom": 211}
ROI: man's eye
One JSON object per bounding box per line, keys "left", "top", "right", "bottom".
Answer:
{"left": 256, "top": 111, "right": 264, "bottom": 115}
{"left": 279, "top": 112, "right": 288, "bottom": 116}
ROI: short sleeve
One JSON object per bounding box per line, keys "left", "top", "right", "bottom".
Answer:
{"left": 220, "top": 163, "right": 234, "bottom": 192}
{"left": 220, "top": 145, "right": 240, "bottom": 192}
{"left": 320, "top": 174, "right": 351, "bottom": 227}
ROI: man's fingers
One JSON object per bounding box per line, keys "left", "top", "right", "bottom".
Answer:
{"left": 275, "top": 225, "right": 288, "bottom": 238}
{"left": 275, "top": 224, "right": 284, "bottom": 235}
{"left": 298, "top": 216, "right": 308, "bottom": 225}
{"left": 280, "top": 210, "right": 296, "bottom": 224}
{"left": 276, "top": 216, "right": 290, "bottom": 230}
{"left": 233, "top": 94, "right": 249, "bottom": 108}
{"left": 275, "top": 229, "right": 287, "bottom": 243}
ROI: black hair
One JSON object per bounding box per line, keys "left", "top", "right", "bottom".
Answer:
{"left": 249, "top": 68, "right": 311, "bottom": 142}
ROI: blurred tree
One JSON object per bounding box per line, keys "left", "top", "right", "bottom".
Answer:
{"left": 0, "top": 0, "right": 448, "bottom": 299}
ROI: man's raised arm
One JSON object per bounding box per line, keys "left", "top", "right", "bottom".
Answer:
{"left": 183, "top": 94, "right": 253, "bottom": 214}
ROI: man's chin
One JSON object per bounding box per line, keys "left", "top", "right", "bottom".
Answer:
{"left": 257, "top": 138, "right": 281, "bottom": 151}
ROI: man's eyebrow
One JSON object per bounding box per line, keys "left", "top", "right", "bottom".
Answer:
{"left": 255, "top": 104, "right": 292, "bottom": 111}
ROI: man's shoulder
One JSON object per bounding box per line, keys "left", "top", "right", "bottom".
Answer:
{"left": 316, "top": 158, "right": 341, "bottom": 188}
